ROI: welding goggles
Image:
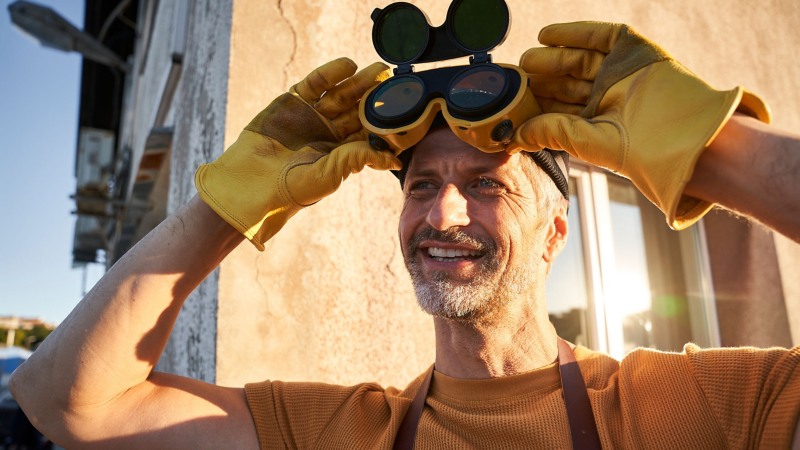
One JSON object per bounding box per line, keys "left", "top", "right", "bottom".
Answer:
{"left": 359, "top": 0, "right": 543, "bottom": 154}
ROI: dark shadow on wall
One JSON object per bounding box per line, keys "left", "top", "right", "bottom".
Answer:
{"left": 704, "top": 208, "right": 793, "bottom": 348}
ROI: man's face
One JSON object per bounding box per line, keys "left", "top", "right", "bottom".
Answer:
{"left": 399, "top": 127, "right": 561, "bottom": 323}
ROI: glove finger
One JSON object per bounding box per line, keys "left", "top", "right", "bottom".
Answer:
{"left": 314, "top": 62, "right": 391, "bottom": 119}
{"left": 330, "top": 107, "right": 363, "bottom": 137}
{"left": 286, "top": 142, "right": 402, "bottom": 206}
{"left": 535, "top": 97, "right": 585, "bottom": 115}
{"left": 529, "top": 74, "right": 592, "bottom": 104}
{"left": 341, "top": 125, "right": 374, "bottom": 143}
{"left": 360, "top": 146, "right": 403, "bottom": 171}
{"left": 322, "top": 142, "right": 402, "bottom": 184}
{"left": 294, "top": 57, "right": 358, "bottom": 103}
{"left": 520, "top": 47, "right": 605, "bottom": 81}
{"left": 538, "top": 21, "right": 624, "bottom": 53}
{"left": 509, "top": 114, "right": 621, "bottom": 170}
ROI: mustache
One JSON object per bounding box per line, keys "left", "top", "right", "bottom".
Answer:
{"left": 406, "top": 226, "right": 495, "bottom": 255}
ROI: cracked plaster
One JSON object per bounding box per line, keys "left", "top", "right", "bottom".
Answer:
{"left": 156, "top": 0, "right": 800, "bottom": 386}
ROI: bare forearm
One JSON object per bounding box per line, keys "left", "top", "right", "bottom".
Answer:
{"left": 11, "top": 196, "right": 243, "bottom": 418}
{"left": 685, "top": 114, "right": 800, "bottom": 243}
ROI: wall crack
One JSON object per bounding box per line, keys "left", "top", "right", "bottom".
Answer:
{"left": 277, "top": 0, "right": 298, "bottom": 90}
{"left": 254, "top": 250, "right": 273, "bottom": 317}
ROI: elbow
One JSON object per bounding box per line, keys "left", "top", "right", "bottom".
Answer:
{"left": 8, "top": 363, "right": 45, "bottom": 437}
{"left": 8, "top": 364, "right": 19, "bottom": 398}
{"left": 9, "top": 362, "right": 35, "bottom": 416}
{"left": 8, "top": 360, "right": 53, "bottom": 432}
{"left": 9, "top": 361, "right": 75, "bottom": 446}
{"left": 8, "top": 361, "right": 29, "bottom": 409}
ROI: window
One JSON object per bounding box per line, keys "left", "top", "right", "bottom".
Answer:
{"left": 546, "top": 162, "right": 720, "bottom": 359}
{"left": 546, "top": 179, "right": 590, "bottom": 348}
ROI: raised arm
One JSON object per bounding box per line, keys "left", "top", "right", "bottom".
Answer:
{"left": 9, "top": 58, "right": 398, "bottom": 450}
{"left": 11, "top": 196, "right": 254, "bottom": 450}
{"left": 513, "top": 21, "right": 800, "bottom": 446}
{"left": 510, "top": 22, "right": 789, "bottom": 237}
{"left": 684, "top": 113, "right": 800, "bottom": 243}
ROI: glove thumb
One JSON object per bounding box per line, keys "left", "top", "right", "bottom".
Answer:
{"left": 508, "top": 114, "right": 622, "bottom": 172}
{"left": 286, "top": 141, "right": 402, "bottom": 206}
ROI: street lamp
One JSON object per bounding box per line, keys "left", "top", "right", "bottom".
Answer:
{"left": 7, "top": 0, "right": 127, "bottom": 72}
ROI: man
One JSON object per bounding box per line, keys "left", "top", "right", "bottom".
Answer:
{"left": 10, "top": 22, "right": 800, "bottom": 449}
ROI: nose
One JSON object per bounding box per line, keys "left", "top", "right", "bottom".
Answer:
{"left": 427, "top": 184, "right": 470, "bottom": 230}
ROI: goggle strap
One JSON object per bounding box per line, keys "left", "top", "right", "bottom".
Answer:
{"left": 527, "top": 149, "right": 570, "bottom": 200}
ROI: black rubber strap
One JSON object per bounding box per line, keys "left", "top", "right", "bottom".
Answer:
{"left": 392, "top": 338, "right": 601, "bottom": 450}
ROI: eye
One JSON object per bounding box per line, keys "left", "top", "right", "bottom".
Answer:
{"left": 407, "top": 180, "right": 438, "bottom": 198}
{"left": 475, "top": 177, "right": 506, "bottom": 194}
{"left": 478, "top": 178, "right": 501, "bottom": 188}
{"left": 410, "top": 180, "right": 435, "bottom": 190}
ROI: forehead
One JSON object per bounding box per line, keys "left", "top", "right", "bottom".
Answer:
{"left": 407, "top": 127, "right": 526, "bottom": 179}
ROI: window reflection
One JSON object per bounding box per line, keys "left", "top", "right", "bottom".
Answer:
{"left": 607, "top": 177, "right": 694, "bottom": 354}
{"left": 547, "top": 178, "right": 590, "bottom": 348}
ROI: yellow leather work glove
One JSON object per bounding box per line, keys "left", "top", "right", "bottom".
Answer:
{"left": 511, "top": 22, "right": 771, "bottom": 230}
{"left": 195, "top": 58, "right": 400, "bottom": 250}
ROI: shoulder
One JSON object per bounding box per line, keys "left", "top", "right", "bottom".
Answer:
{"left": 572, "top": 345, "right": 620, "bottom": 390}
{"left": 245, "top": 378, "right": 392, "bottom": 423}
{"left": 571, "top": 344, "right": 800, "bottom": 386}
{"left": 629, "top": 345, "right": 800, "bottom": 448}
{"left": 244, "top": 369, "right": 430, "bottom": 450}
{"left": 578, "top": 345, "right": 800, "bottom": 448}
{"left": 675, "top": 344, "right": 800, "bottom": 409}
{"left": 618, "top": 344, "right": 800, "bottom": 384}
{"left": 617, "top": 345, "right": 800, "bottom": 427}
{"left": 680, "top": 343, "right": 800, "bottom": 373}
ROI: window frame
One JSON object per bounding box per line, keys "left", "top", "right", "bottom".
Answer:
{"left": 564, "top": 159, "right": 721, "bottom": 358}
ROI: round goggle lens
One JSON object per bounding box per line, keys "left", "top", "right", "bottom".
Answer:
{"left": 372, "top": 77, "right": 425, "bottom": 118}
{"left": 449, "top": 68, "right": 506, "bottom": 110}
{"left": 377, "top": 7, "right": 428, "bottom": 63}
{"left": 452, "top": 0, "right": 507, "bottom": 50}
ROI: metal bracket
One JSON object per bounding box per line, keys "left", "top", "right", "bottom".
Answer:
{"left": 469, "top": 52, "right": 492, "bottom": 64}
{"left": 394, "top": 64, "right": 414, "bottom": 75}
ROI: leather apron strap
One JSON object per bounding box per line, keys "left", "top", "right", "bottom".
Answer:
{"left": 557, "top": 338, "right": 602, "bottom": 450}
{"left": 392, "top": 365, "right": 434, "bottom": 450}
{"left": 392, "top": 338, "right": 601, "bottom": 450}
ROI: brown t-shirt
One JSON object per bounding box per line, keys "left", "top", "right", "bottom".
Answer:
{"left": 245, "top": 344, "right": 800, "bottom": 449}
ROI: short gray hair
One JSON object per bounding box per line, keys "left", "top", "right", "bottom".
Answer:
{"left": 520, "top": 154, "right": 570, "bottom": 232}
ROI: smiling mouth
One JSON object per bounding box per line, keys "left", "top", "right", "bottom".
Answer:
{"left": 425, "top": 247, "right": 486, "bottom": 262}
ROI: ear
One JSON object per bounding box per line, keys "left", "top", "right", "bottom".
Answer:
{"left": 542, "top": 202, "right": 568, "bottom": 263}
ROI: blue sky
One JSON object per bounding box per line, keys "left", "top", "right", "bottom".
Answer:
{"left": 0, "top": 0, "right": 105, "bottom": 324}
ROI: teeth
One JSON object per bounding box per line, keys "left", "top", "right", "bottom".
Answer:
{"left": 426, "top": 247, "right": 484, "bottom": 259}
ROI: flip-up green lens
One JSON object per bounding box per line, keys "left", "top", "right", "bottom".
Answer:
{"left": 372, "top": 77, "right": 425, "bottom": 118}
{"left": 449, "top": 66, "right": 506, "bottom": 110}
{"left": 452, "top": 0, "right": 507, "bottom": 50}
{"left": 377, "top": 6, "right": 428, "bottom": 63}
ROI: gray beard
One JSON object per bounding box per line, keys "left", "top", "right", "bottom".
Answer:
{"left": 404, "top": 227, "right": 535, "bottom": 323}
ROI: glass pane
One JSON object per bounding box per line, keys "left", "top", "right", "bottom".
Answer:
{"left": 606, "top": 176, "right": 695, "bottom": 354}
{"left": 547, "top": 177, "right": 590, "bottom": 348}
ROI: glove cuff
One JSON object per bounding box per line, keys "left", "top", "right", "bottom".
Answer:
{"left": 195, "top": 163, "right": 268, "bottom": 251}
{"left": 194, "top": 132, "right": 306, "bottom": 252}
{"left": 737, "top": 89, "right": 772, "bottom": 124}
{"left": 669, "top": 87, "right": 771, "bottom": 230}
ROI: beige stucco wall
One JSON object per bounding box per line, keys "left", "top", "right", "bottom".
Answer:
{"left": 776, "top": 234, "right": 800, "bottom": 346}
{"left": 215, "top": 0, "right": 800, "bottom": 388}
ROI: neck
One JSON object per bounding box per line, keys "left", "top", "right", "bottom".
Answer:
{"left": 433, "top": 290, "right": 558, "bottom": 379}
